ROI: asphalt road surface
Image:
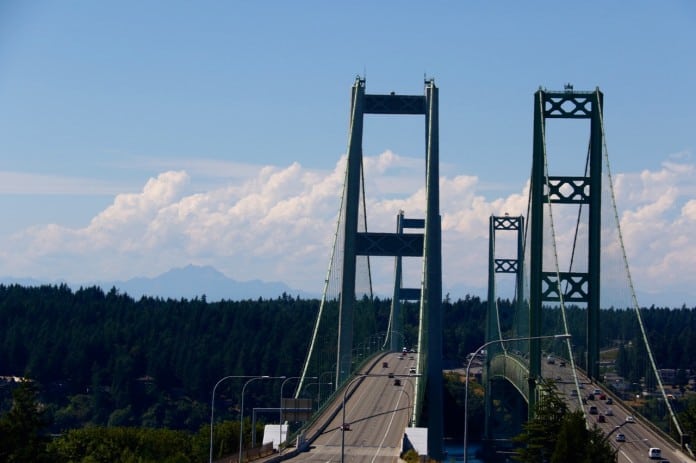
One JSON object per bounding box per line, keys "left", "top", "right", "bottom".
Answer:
{"left": 542, "top": 359, "right": 693, "bottom": 463}
{"left": 290, "top": 352, "right": 416, "bottom": 463}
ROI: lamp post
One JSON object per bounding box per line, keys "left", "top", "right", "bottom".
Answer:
{"left": 302, "top": 381, "right": 333, "bottom": 404}
{"left": 279, "top": 376, "right": 315, "bottom": 454}
{"left": 398, "top": 377, "right": 416, "bottom": 426}
{"left": 239, "top": 376, "right": 285, "bottom": 463}
{"left": 396, "top": 383, "right": 412, "bottom": 426}
{"left": 210, "top": 375, "right": 260, "bottom": 463}
{"left": 463, "top": 334, "right": 572, "bottom": 463}
{"left": 320, "top": 371, "right": 334, "bottom": 401}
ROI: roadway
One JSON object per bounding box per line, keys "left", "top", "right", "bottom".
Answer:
{"left": 287, "top": 351, "right": 416, "bottom": 463}
{"left": 543, "top": 360, "right": 693, "bottom": 463}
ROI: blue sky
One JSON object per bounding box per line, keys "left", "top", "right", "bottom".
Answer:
{"left": 0, "top": 1, "right": 694, "bottom": 305}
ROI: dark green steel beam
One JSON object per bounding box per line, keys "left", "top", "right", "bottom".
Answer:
{"left": 364, "top": 94, "right": 426, "bottom": 114}
{"left": 336, "top": 77, "right": 365, "bottom": 388}
{"left": 336, "top": 78, "right": 443, "bottom": 460}
{"left": 423, "top": 79, "right": 443, "bottom": 460}
{"left": 485, "top": 215, "right": 524, "bottom": 439}
{"left": 356, "top": 232, "right": 424, "bottom": 256}
{"left": 529, "top": 90, "right": 545, "bottom": 419}
{"left": 588, "top": 90, "right": 603, "bottom": 380}
{"left": 529, "top": 87, "right": 604, "bottom": 407}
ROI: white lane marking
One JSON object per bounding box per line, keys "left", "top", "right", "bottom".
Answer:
{"left": 370, "top": 386, "right": 405, "bottom": 463}
{"left": 618, "top": 449, "right": 634, "bottom": 463}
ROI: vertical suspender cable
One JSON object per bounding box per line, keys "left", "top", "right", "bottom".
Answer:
{"left": 296, "top": 86, "right": 359, "bottom": 396}
{"left": 596, "top": 93, "right": 687, "bottom": 446}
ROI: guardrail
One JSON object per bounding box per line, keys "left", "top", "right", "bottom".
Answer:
{"left": 487, "top": 352, "right": 531, "bottom": 401}
{"left": 263, "top": 351, "right": 389, "bottom": 463}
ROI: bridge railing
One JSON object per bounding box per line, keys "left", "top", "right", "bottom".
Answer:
{"left": 272, "top": 352, "right": 390, "bottom": 462}
{"left": 486, "top": 352, "right": 531, "bottom": 401}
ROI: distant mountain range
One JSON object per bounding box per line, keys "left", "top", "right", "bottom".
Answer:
{"left": 1, "top": 265, "right": 690, "bottom": 307}
{"left": 0, "top": 264, "right": 316, "bottom": 301}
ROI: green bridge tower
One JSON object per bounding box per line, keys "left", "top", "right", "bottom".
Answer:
{"left": 529, "top": 86, "right": 604, "bottom": 416}
{"left": 336, "top": 77, "right": 443, "bottom": 460}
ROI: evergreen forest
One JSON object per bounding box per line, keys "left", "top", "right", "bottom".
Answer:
{"left": 1, "top": 283, "right": 696, "bottom": 461}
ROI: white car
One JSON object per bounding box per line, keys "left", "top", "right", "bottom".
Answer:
{"left": 606, "top": 408, "right": 613, "bottom": 416}
{"left": 625, "top": 415, "right": 635, "bottom": 423}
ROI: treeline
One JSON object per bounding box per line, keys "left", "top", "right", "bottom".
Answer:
{"left": 538, "top": 304, "right": 696, "bottom": 376}
{"left": 1, "top": 283, "right": 695, "bottom": 436}
{"left": 0, "top": 284, "right": 331, "bottom": 432}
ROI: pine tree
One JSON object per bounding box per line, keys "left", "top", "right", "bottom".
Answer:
{"left": 0, "top": 380, "right": 51, "bottom": 462}
{"left": 513, "top": 383, "right": 568, "bottom": 462}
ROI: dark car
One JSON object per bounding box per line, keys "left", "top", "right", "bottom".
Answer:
{"left": 606, "top": 398, "right": 613, "bottom": 405}
{"left": 597, "top": 414, "right": 605, "bottom": 423}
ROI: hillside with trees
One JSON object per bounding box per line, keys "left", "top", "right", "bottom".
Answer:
{"left": 1, "top": 284, "right": 695, "bottom": 461}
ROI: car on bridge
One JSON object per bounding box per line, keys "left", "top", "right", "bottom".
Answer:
{"left": 615, "top": 433, "right": 626, "bottom": 442}
{"left": 625, "top": 415, "right": 635, "bottom": 423}
{"left": 588, "top": 405, "right": 598, "bottom": 415}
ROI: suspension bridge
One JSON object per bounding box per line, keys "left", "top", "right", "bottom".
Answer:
{"left": 260, "top": 78, "right": 694, "bottom": 463}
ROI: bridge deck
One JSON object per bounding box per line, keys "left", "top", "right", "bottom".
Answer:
{"left": 487, "top": 353, "right": 693, "bottom": 462}
{"left": 274, "top": 352, "right": 416, "bottom": 463}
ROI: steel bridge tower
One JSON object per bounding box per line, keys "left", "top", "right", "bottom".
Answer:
{"left": 528, "top": 86, "right": 604, "bottom": 415}
{"left": 485, "top": 214, "right": 524, "bottom": 439}
{"left": 336, "top": 77, "right": 443, "bottom": 460}
{"left": 389, "top": 211, "right": 424, "bottom": 353}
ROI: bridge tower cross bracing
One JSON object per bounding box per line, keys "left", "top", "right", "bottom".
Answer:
{"left": 529, "top": 87, "right": 603, "bottom": 417}
{"left": 485, "top": 214, "right": 524, "bottom": 440}
{"left": 336, "top": 77, "right": 443, "bottom": 460}
{"left": 389, "top": 211, "right": 424, "bottom": 353}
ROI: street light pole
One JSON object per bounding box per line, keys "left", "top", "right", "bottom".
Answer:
{"left": 279, "top": 376, "right": 315, "bottom": 454}
{"left": 399, "top": 377, "right": 416, "bottom": 427}
{"left": 210, "top": 375, "right": 260, "bottom": 463}
{"left": 463, "top": 333, "right": 572, "bottom": 463}
{"left": 239, "top": 376, "right": 285, "bottom": 463}
{"left": 302, "top": 381, "right": 333, "bottom": 404}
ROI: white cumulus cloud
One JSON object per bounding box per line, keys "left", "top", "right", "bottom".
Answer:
{"left": 0, "top": 152, "right": 694, "bottom": 305}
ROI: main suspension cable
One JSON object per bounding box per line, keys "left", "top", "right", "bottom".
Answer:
{"left": 596, "top": 92, "right": 687, "bottom": 444}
